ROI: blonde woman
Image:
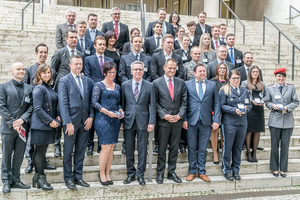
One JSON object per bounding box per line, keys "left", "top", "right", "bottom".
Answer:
{"left": 199, "top": 33, "right": 217, "bottom": 64}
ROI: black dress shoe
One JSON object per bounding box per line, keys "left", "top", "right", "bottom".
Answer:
{"left": 224, "top": 173, "right": 234, "bottom": 181}
{"left": 137, "top": 177, "right": 146, "bottom": 185}
{"left": 54, "top": 147, "right": 61, "bottom": 157}
{"left": 65, "top": 180, "right": 77, "bottom": 190}
{"left": 97, "top": 146, "right": 101, "bottom": 153}
{"left": 167, "top": 173, "right": 182, "bottom": 183}
{"left": 242, "top": 144, "right": 246, "bottom": 150}
{"left": 44, "top": 161, "right": 56, "bottom": 170}
{"left": 180, "top": 147, "right": 186, "bottom": 153}
{"left": 74, "top": 179, "right": 90, "bottom": 187}
{"left": 121, "top": 148, "right": 126, "bottom": 155}
{"left": 156, "top": 174, "right": 164, "bottom": 184}
{"left": 153, "top": 145, "right": 159, "bottom": 154}
{"left": 87, "top": 147, "right": 93, "bottom": 155}
{"left": 233, "top": 173, "right": 241, "bottom": 180}
{"left": 257, "top": 146, "right": 264, "bottom": 151}
{"left": 280, "top": 172, "right": 287, "bottom": 178}
{"left": 107, "top": 180, "right": 113, "bottom": 185}
{"left": 273, "top": 172, "right": 279, "bottom": 177}
{"left": 11, "top": 181, "right": 31, "bottom": 189}
{"left": 123, "top": 176, "right": 135, "bottom": 184}
{"left": 2, "top": 184, "right": 10, "bottom": 193}
{"left": 25, "top": 163, "right": 33, "bottom": 173}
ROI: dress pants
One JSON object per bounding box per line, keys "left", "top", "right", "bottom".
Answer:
{"left": 24, "top": 130, "right": 34, "bottom": 163}
{"left": 179, "top": 128, "right": 188, "bottom": 149}
{"left": 1, "top": 132, "right": 26, "bottom": 184}
{"left": 154, "top": 119, "right": 159, "bottom": 146}
{"left": 54, "top": 126, "right": 62, "bottom": 149}
{"left": 63, "top": 122, "right": 89, "bottom": 182}
{"left": 157, "top": 121, "right": 182, "bottom": 175}
{"left": 125, "top": 120, "right": 149, "bottom": 178}
{"left": 269, "top": 127, "right": 293, "bottom": 172}
{"left": 222, "top": 124, "right": 247, "bottom": 174}
{"left": 187, "top": 120, "right": 211, "bottom": 175}
{"left": 87, "top": 127, "right": 98, "bottom": 149}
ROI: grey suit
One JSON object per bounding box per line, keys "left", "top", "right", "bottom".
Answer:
{"left": 55, "top": 22, "right": 76, "bottom": 49}
{"left": 264, "top": 83, "right": 299, "bottom": 172}
{"left": 207, "top": 60, "right": 234, "bottom": 80}
{"left": 0, "top": 80, "right": 33, "bottom": 184}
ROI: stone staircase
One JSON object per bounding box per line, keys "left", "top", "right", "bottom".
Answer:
{"left": 1, "top": 1, "right": 300, "bottom": 199}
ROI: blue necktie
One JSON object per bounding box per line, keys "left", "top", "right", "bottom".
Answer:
{"left": 198, "top": 81, "right": 204, "bottom": 120}
{"left": 76, "top": 76, "right": 84, "bottom": 98}
{"left": 230, "top": 48, "right": 234, "bottom": 64}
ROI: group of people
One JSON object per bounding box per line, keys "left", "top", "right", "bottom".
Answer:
{"left": 0, "top": 6, "right": 299, "bottom": 194}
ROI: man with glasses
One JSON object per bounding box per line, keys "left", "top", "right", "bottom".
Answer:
{"left": 101, "top": 7, "right": 129, "bottom": 52}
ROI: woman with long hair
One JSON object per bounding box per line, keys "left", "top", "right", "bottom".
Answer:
{"left": 199, "top": 33, "right": 217, "bottom": 64}
{"left": 169, "top": 12, "right": 181, "bottom": 33}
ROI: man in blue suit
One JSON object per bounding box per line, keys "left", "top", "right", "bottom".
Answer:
{"left": 58, "top": 55, "right": 94, "bottom": 190}
{"left": 85, "top": 13, "right": 104, "bottom": 42}
{"left": 76, "top": 20, "right": 95, "bottom": 58}
{"left": 183, "top": 64, "right": 221, "bottom": 182}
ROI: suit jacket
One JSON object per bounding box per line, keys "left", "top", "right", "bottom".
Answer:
{"left": 236, "top": 65, "right": 263, "bottom": 82}
{"left": 55, "top": 22, "right": 76, "bottom": 49}
{"left": 122, "top": 42, "right": 146, "bottom": 55}
{"left": 150, "top": 51, "right": 184, "bottom": 80}
{"left": 50, "top": 46, "right": 84, "bottom": 91}
{"left": 190, "top": 34, "right": 200, "bottom": 47}
{"left": 265, "top": 83, "right": 299, "bottom": 128}
{"left": 207, "top": 60, "right": 234, "bottom": 80}
{"left": 0, "top": 80, "right": 33, "bottom": 134}
{"left": 153, "top": 76, "right": 187, "bottom": 127}
{"left": 121, "top": 79, "right": 156, "bottom": 130}
{"left": 210, "top": 78, "right": 229, "bottom": 91}
{"left": 84, "top": 54, "right": 114, "bottom": 82}
{"left": 211, "top": 38, "right": 226, "bottom": 50}
{"left": 118, "top": 52, "right": 152, "bottom": 83}
{"left": 85, "top": 28, "right": 104, "bottom": 41}
{"left": 145, "top": 21, "right": 175, "bottom": 38}
{"left": 23, "top": 63, "right": 56, "bottom": 86}
{"left": 58, "top": 73, "right": 94, "bottom": 127}
{"left": 225, "top": 47, "right": 244, "bottom": 68}
{"left": 184, "top": 79, "right": 221, "bottom": 126}
{"left": 76, "top": 36, "right": 95, "bottom": 58}
{"left": 174, "top": 48, "right": 192, "bottom": 64}
{"left": 101, "top": 21, "right": 130, "bottom": 51}
{"left": 144, "top": 35, "right": 160, "bottom": 56}
{"left": 195, "top": 23, "right": 211, "bottom": 37}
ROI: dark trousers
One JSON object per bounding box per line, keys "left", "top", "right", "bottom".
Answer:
{"left": 154, "top": 120, "right": 159, "bottom": 145}
{"left": 25, "top": 130, "right": 34, "bottom": 164}
{"left": 157, "top": 121, "right": 182, "bottom": 175}
{"left": 63, "top": 123, "right": 89, "bottom": 182}
{"left": 179, "top": 128, "right": 188, "bottom": 148}
{"left": 87, "top": 127, "right": 97, "bottom": 149}
{"left": 125, "top": 120, "right": 149, "bottom": 178}
{"left": 187, "top": 120, "right": 211, "bottom": 175}
{"left": 54, "top": 126, "right": 62, "bottom": 149}
{"left": 269, "top": 127, "right": 293, "bottom": 172}
{"left": 222, "top": 124, "right": 247, "bottom": 174}
{"left": 1, "top": 133, "right": 26, "bottom": 184}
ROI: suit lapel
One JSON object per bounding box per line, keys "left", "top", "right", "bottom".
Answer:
{"left": 64, "top": 47, "right": 70, "bottom": 61}
{"left": 202, "top": 80, "right": 210, "bottom": 100}
{"left": 82, "top": 75, "right": 88, "bottom": 99}
{"left": 69, "top": 73, "right": 82, "bottom": 98}
{"left": 9, "top": 81, "right": 20, "bottom": 103}
{"left": 93, "top": 54, "right": 101, "bottom": 75}
{"left": 192, "top": 79, "right": 200, "bottom": 101}
{"left": 136, "top": 79, "right": 145, "bottom": 103}
{"left": 129, "top": 52, "right": 135, "bottom": 62}
{"left": 64, "top": 22, "right": 69, "bottom": 32}
{"left": 173, "top": 78, "right": 177, "bottom": 102}
{"left": 161, "top": 77, "right": 172, "bottom": 101}
{"left": 152, "top": 36, "right": 157, "bottom": 48}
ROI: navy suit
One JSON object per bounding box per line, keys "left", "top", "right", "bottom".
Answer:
{"left": 85, "top": 28, "right": 104, "bottom": 41}
{"left": 144, "top": 35, "right": 159, "bottom": 56}
{"left": 184, "top": 79, "right": 220, "bottom": 175}
{"left": 76, "top": 37, "right": 95, "bottom": 58}
{"left": 219, "top": 86, "right": 252, "bottom": 174}
{"left": 145, "top": 21, "right": 175, "bottom": 38}
{"left": 225, "top": 48, "right": 244, "bottom": 69}
{"left": 58, "top": 73, "right": 94, "bottom": 182}
{"left": 211, "top": 39, "right": 226, "bottom": 50}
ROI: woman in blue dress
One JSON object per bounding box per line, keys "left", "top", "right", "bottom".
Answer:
{"left": 92, "top": 61, "right": 124, "bottom": 186}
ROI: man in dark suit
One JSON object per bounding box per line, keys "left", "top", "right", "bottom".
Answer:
{"left": 183, "top": 64, "right": 221, "bottom": 182}
{"left": 153, "top": 58, "right": 187, "bottom": 184}
{"left": 236, "top": 52, "right": 263, "bottom": 82}
{"left": 225, "top": 33, "right": 243, "bottom": 68}
{"left": 51, "top": 30, "right": 84, "bottom": 157}
{"left": 211, "top": 25, "right": 226, "bottom": 50}
{"left": 85, "top": 13, "right": 104, "bottom": 42}
{"left": 187, "top": 21, "right": 200, "bottom": 47}
{"left": 145, "top": 8, "right": 175, "bottom": 38}
{"left": 55, "top": 8, "right": 76, "bottom": 49}
{"left": 58, "top": 55, "right": 94, "bottom": 190}
{"left": 121, "top": 61, "right": 156, "bottom": 185}
{"left": 101, "top": 7, "right": 130, "bottom": 51}
{"left": 0, "top": 62, "right": 33, "bottom": 193}
{"left": 76, "top": 20, "right": 95, "bottom": 58}
{"left": 207, "top": 45, "right": 235, "bottom": 80}
{"left": 144, "top": 22, "right": 163, "bottom": 56}
{"left": 195, "top": 11, "right": 211, "bottom": 37}
{"left": 219, "top": 23, "right": 227, "bottom": 43}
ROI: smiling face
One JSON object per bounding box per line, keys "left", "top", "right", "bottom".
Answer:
{"left": 36, "top": 46, "right": 48, "bottom": 64}
{"left": 190, "top": 48, "right": 201, "bottom": 63}
{"left": 172, "top": 14, "right": 178, "bottom": 23}
{"left": 111, "top": 9, "right": 120, "bottom": 23}
{"left": 217, "top": 46, "right": 227, "bottom": 60}
{"left": 158, "top": 10, "right": 166, "bottom": 22}
{"left": 40, "top": 67, "right": 51, "bottom": 83}
{"left": 131, "top": 63, "right": 144, "bottom": 81}
{"left": 182, "top": 36, "right": 190, "bottom": 48}
{"left": 212, "top": 27, "right": 220, "bottom": 40}
{"left": 243, "top": 53, "right": 253, "bottom": 68}
{"left": 230, "top": 73, "right": 240, "bottom": 87}
{"left": 69, "top": 57, "right": 83, "bottom": 76}
{"left": 203, "top": 34, "right": 211, "bottom": 46}
{"left": 177, "top": 27, "right": 185, "bottom": 39}
{"left": 218, "top": 64, "right": 227, "bottom": 77}
{"left": 198, "top": 13, "right": 206, "bottom": 25}
{"left": 153, "top": 23, "right": 163, "bottom": 36}
{"left": 108, "top": 36, "right": 116, "bottom": 46}
{"left": 66, "top": 12, "right": 76, "bottom": 24}
{"left": 164, "top": 60, "right": 177, "bottom": 78}
{"left": 226, "top": 35, "right": 235, "bottom": 47}
{"left": 76, "top": 23, "right": 87, "bottom": 37}
{"left": 194, "top": 65, "right": 206, "bottom": 81}
{"left": 131, "top": 36, "right": 143, "bottom": 53}
{"left": 65, "top": 32, "right": 78, "bottom": 49}
{"left": 251, "top": 67, "right": 259, "bottom": 79}
{"left": 87, "top": 16, "right": 97, "bottom": 29}
{"left": 275, "top": 74, "right": 286, "bottom": 85}
{"left": 105, "top": 67, "right": 117, "bottom": 81}
{"left": 10, "top": 62, "right": 25, "bottom": 81}
{"left": 94, "top": 39, "right": 106, "bottom": 55}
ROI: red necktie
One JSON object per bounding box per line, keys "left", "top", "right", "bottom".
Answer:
{"left": 168, "top": 78, "right": 174, "bottom": 100}
{"left": 215, "top": 41, "right": 219, "bottom": 48}
{"left": 114, "top": 22, "right": 119, "bottom": 40}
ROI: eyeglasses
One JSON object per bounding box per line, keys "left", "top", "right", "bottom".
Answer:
{"left": 107, "top": 71, "right": 117, "bottom": 74}
{"left": 132, "top": 68, "right": 144, "bottom": 71}
{"left": 219, "top": 67, "right": 227, "bottom": 70}
{"left": 112, "top": 13, "right": 121, "bottom": 16}
{"left": 218, "top": 51, "right": 227, "bottom": 54}
{"left": 231, "top": 77, "right": 240, "bottom": 80}
{"left": 251, "top": 71, "right": 259, "bottom": 74}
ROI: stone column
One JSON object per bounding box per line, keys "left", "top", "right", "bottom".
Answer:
{"left": 204, "top": 0, "right": 219, "bottom": 18}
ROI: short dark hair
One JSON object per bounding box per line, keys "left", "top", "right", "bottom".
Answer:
{"left": 34, "top": 64, "right": 53, "bottom": 86}
{"left": 87, "top": 13, "right": 97, "bottom": 20}
{"left": 157, "top": 7, "right": 167, "bottom": 13}
{"left": 69, "top": 55, "right": 82, "bottom": 64}
{"left": 194, "top": 64, "right": 205, "bottom": 72}
{"left": 198, "top": 11, "right": 207, "bottom": 18}
{"left": 226, "top": 33, "right": 235, "bottom": 40}
{"left": 211, "top": 25, "right": 220, "bottom": 31}
{"left": 187, "top": 21, "right": 196, "bottom": 27}
{"left": 104, "top": 30, "right": 116, "bottom": 47}
{"left": 244, "top": 52, "right": 253, "bottom": 57}
{"left": 153, "top": 21, "right": 162, "bottom": 28}
{"left": 169, "top": 12, "right": 180, "bottom": 25}
{"left": 131, "top": 35, "right": 142, "bottom": 43}
{"left": 220, "top": 23, "right": 226, "bottom": 27}
{"left": 66, "top": 30, "right": 78, "bottom": 38}
{"left": 35, "top": 43, "right": 48, "bottom": 53}
{"left": 94, "top": 35, "right": 105, "bottom": 45}
{"left": 103, "top": 61, "right": 116, "bottom": 76}
{"left": 130, "top": 28, "right": 140, "bottom": 35}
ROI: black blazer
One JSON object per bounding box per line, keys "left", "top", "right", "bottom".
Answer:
{"left": 210, "top": 78, "right": 229, "bottom": 91}
{"left": 85, "top": 28, "right": 104, "bottom": 41}
{"left": 145, "top": 21, "right": 175, "bottom": 38}
{"left": 195, "top": 23, "right": 211, "bottom": 37}
{"left": 225, "top": 47, "right": 244, "bottom": 68}
{"left": 190, "top": 34, "right": 200, "bottom": 47}
{"left": 122, "top": 42, "right": 146, "bottom": 55}
{"left": 174, "top": 48, "right": 192, "bottom": 64}
{"left": 101, "top": 21, "right": 130, "bottom": 51}
{"left": 144, "top": 35, "right": 160, "bottom": 56}
{"left": 150, "top": 50, "right": 184, "bottom": 80}
{"left": 174, "top": 40, "right": 181, "bottom": 50}
{"left": 236, "top": 66, "right": 263, "bottom": 82}
{"left": 118, "top": 52, "right": 152, "bottom": 83}
{"left": 211, "top": 38, "right": 226, "bottom": 50}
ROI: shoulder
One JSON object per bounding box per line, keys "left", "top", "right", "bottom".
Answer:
{"left": 174, "top": 77, "right": 185, "bottom": 84}
{"left": 120, "top": 22, "right": 128, "bottom": 27}
{"left": 153, "top": 77, "right": 162, "bottom": 85}
{"left": 241, "top": 80, "right": 247, "bottom": 85}
{"left": 122, "top": 79, "right": 131, "bottom": 87}
{"left": 267, "top": 84, "right": 275, "bottom": 88}
{"left": 286, "top": 83, "right": 296, "bottom": 89}
{"left": 102, "top": 21, "right": 110, "bottom": 26}
{"left": 206, "top": 79, "right": 216, "bottom": 85}
{"left": 236, "top": 66, "right": 243, "bottom": 71}
{"left": 143, "top": 79, "right": 152, "bottom": 86}
{"left": 56, "top": 23, "right": 65, "bottom": 29}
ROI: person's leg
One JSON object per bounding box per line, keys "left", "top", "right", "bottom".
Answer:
{"left": 125, "top": 125, "right": 137, "bottom": 177}
{"left": 136, "top": 128, "right": 149, "bottom": 179}
{"left": 24, "top": 130, "right": 34, "bottom": 171}
{"left": 211, "top": 128, "right": 219, "bottom": 162}
{"left": 87, "top": 127, "right": 95, "bottom": 152}
{"left": 179, "top": 128, "right": 187, "bottom": 151}
{"left": 219, "top": 128, "right": 223, "bottom": 149}
{"left": 222, "top": 124, "right": 236, "bottom": 174}
{"left": 197, "top": 123, "right": 211, "bottom": 175}
{"left": 269, "top": 127, "right": 281, "bottom": 172}
{"left": 63, "top": 126, "right": 76, "bottom": 182}
{"left": 99, "top": 145, "right": 110, "bottom": 182}
{"left": 11, "top": 134, "right": 26, "bottom": 183}
{"left": 105, "top": 144, "right": 115, "bottom": 181}
{"left": 245, "top": 132, "right": 253, "bottom": 162}
{"left": 157, "top": 125, "right": 171, "bottom": 175}
{"left": 167, "top": 123, "right": 182, "bottom": 174}
{"left": 252, "top": 132, "right": 260, "bottom": 161}
{"left": 280, "top": 128, "right": 293, "bottom": 173}
{"left": 231, "top": 125, "right": 247, "bottom": 173}
{"left": 187, "top": 123, "right": 198, "bottom": 175}
{"left": 54, "top": 127, "right": 62, "bottom": 155}
{"left": 33, "top": 145, "right": 48, "bottom": 176}
{"left": 1, "top": 133, "right": 15, "bottom": 185}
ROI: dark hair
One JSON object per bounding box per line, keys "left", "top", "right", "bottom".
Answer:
{"left": 157, "top": 7, "right": 167, "bottom": 13}
{"left": 104, "top": 30, "right": 116, "bottom": 47}
{"left": 131, "top": 35, "right": 142, "bottom": 43}
{"left": 103, "top": 61, "right": 117, "bottom": 76}
{"left": 130, "top": 28, "right": 140, "bottom": 36}
{"left": 66, "top": 30, "right": 78, "bottom": 38}
{"left": 33, "top": 64, "right": 52, "bottom": 86}
{"left": 194, "top": 64, "right": 205, "bottom": 72}
{"left": 69, "top": 55, "right": 82, "bottom": 64}
{"left": 176, "top": 26, "right": 185, "bottom": 34}
{"left": 229, "top": 69, "right": 241, "bottom": 78}
{"left": 94, "top": 35, "right": 105, "bottom": 45}
{"left": 169, "top": 12, "right": 180, "bottom": 25}
{"left": 87, "top": 13, "right": 97, "bottom": 20}
{"left": 197, "top": 11, "right": 207, "bottom": 18}
{"left": 35, "top": 43, "right": 48, "bottom": 53}
{"left": 247, "top": 65, "right": 263, "bottom": 90}
{"left": 244, "top": 52, "right": 253, "bottom": 57}
{"left": 153, "top": 21, "right": 162, "bottom": 28}
{"left": 214, "top": 62, "right": 228, "bottom": 80}
{"left": 226, "top": 33, "right": 235, "bottom": 40}
{"left": 187, "top": 21, "right": 196, "bottom": 27}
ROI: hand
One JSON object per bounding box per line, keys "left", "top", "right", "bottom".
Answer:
{"left": 273, "top": 104, "right": 279, "bottom": 110}
{"left": 118, "top": 110, "right": 124, "bottom": 119}
{"left": 120, "top": 123, "right": 124, "bottom": 130}
{"left": 252, "top": 100, "right": 258, "bottom": 106}
{"left": 13, "top": 119, "right": 24, "bottom": 129}
{"left": 13, "top": 124, "right": 20, "bottom": 131}
{"left": 49, "top": 120, "right": 59, "bottom": 128}
{"left": 84, "top": 117, "right": 93, "bottom": 130}
{"left": 168, "top": 115, "right": 178, "bottom": 123}
{"left": 56, "top": 116, "right": 61, "bottom": 123}
{"left": 236, "top": 109, "right": 245, "bottom": 115}
{"left": 182, "top": 121, "right": 188, "bottom": 130}
{"left": 107, "top": 111, "right": 118, "bottom": 118}
{"left": 163, "top": 114, "right": 173, "bottom": 121}
{"left": 212, "top": 123, "right": 219, "bottom": 130}
{"left": 65, "top": 123, "right": 74, "bottom": 136}
{"left": 284, "top": 106, "right": 287, "bottom": 111}
{"left": 147, "top": 124, "right": 154, "bottom": 132}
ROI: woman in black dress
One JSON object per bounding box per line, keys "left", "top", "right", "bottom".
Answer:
{"left": 169, "top": 12, "right": 181, "bottom": 33}
{"left": 241, "top": 66, "right": 266, "bottom": 162}
{"left": 31, "top": 64, "right": 60, "bottom": 190}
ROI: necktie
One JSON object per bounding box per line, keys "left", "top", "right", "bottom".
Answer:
{"left": 215, "top": 41, "right": 219, "bottom": 48}
{"left": 198, "top": 81, "right": 203, "bottom": 119}
{"left": 134, "top": 82, "right": 139, "bottom": 102}
{"left": 135, "top": 54, "right": 139, "bottom": 61}
{"left": 99, "top": 56, "right": 103, "bottom": 75}
{"left": 80, "top": 39, "right": 84, "bottom": 53}
{"left": 91, "top": 29, "right": 95, "bottom": 41}
{"left": 114, "top": 22, "right": 119, "bottom": 40}
{"left": 156, "top": 37, "right": 160, "bottom": 48}
{"left": 230, "top": 48, "right": 234, "bottom": 64}
{"left": 222, "top": 37, "right": 225, "bottom": 42}
{"left": 76, "top": 76, "right": 84, "bottom": 98}
{"left": 162, "top": 24, "right": 166, "bottom": 35}
{"left": 235, "top": 87, "right": 239, "bottom": 94}
{"left": 279, "top": 86, "right": 283, "bottom": 94}
{"left": 168, "top": 78, "right": 174, "bottom": 100}
{"left": 71, "top": 50, "right": 75, "bottom": 56}
{"left": 69, "top": 24, "right": 73, "bottom": 30}
{"left": 246, "top": 68, "right": 249, "bottom": 76}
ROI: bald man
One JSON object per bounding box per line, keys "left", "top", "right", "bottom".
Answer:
{"left": 0, "top": 63, "right": 33, "bottom": 193}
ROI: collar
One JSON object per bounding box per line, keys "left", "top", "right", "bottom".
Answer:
{"left": 227, "top": 45, "right": 234, "bottom": 50}
{"left": 196, "top": 78, "right": 206, "bottom": 83}
{"left": 77, "top": 35, "right": 85, "bottom": 40}
{"left": 230, "top": 84, "right": 239, "bottom": 90}
{"left": 200, "top": 23, "right": 205, "bottom": 28}
{"left": 191, "top": 60, "right": 201, "bottom": 66}
{"left": 96, "top": 52, "right": 104, "bottom": 57}
{"left": 217, "top": 58, "right": 225, "bottom": 63}
{"left": 71, "top": 72, "right": 81, "bottom": 79}
{"left": 163, "top": 50, "right": 172, "bottom": 57}
{"left": 164, "top": 75, "right": 173, "bottom": 83}
{"left": 67, "top": 45, "right": 76, "bottom": 52}
{"left": 276, "top": 83, "right": 285, "bottom": 87}
{"left": 154, "top": 34, "right": 162, "bottom": 38}
{"left": 67, "top": 22, "right": 74, "bottom": 26}
{"left": 132, "top": 51, "right": 141, "bottom": 57}
{"left": 12, "top": 79, "right": 24, "bottom": 86}
{"left": 89, "top": 28, "right": 96, "bottom": 32}
{"left": 113, "top": 21, "right": 119, "bottom": 25}
{"left": 244, "top": 65, "right": 250, "bottom": 70}
{"left": 133, "top": 78, "right": 142, "bottom": 86}
{"left": 36, "top": 62, "right": 41, "bottom": 67}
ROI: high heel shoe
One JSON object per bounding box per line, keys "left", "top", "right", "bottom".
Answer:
{"left": 251, "top": 151, "right": 258, "bottom": 162}
{"left": 98, "top": 173, "right": 109, "bottom": 186}
{"left": 247, "top": 152, "right": 254, "bottom": 162}
{"left": 32, "top": 173, "right": 39, "bottom": 188}
{"left": 213, "top": 157, "right": 219, "bottom": 165}
{"left": 37, "top": 174, "right": 53, "bottom": 190}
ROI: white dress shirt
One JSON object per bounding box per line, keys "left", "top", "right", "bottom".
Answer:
{"left": 154, "top": 34, "right": 162, "bottom": 47}
{"left": 67, "top": 45, "right": 77, "bottom": 56}
{"left": 244, "top": 65, "right": 250, "bottom": 77}
{"left": 164, "top": 50, "right": 173, "bottom": 60}
{"left": 71, "top": 72, "right": 83, "bottom": 91}
{"left": 164, "top": 75, "right": 174, "bottom": 88}
{"left": 88, "top": 28, "right": 97, "bottom": 41}
{"left": 113, "top": 21, "right": 120, "bottom": 35}
{"left": 195, "top": 78, "right": 206, "bottom": 96}
{"left": 212, "top": 38, "right": 220, "bottom": 48}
